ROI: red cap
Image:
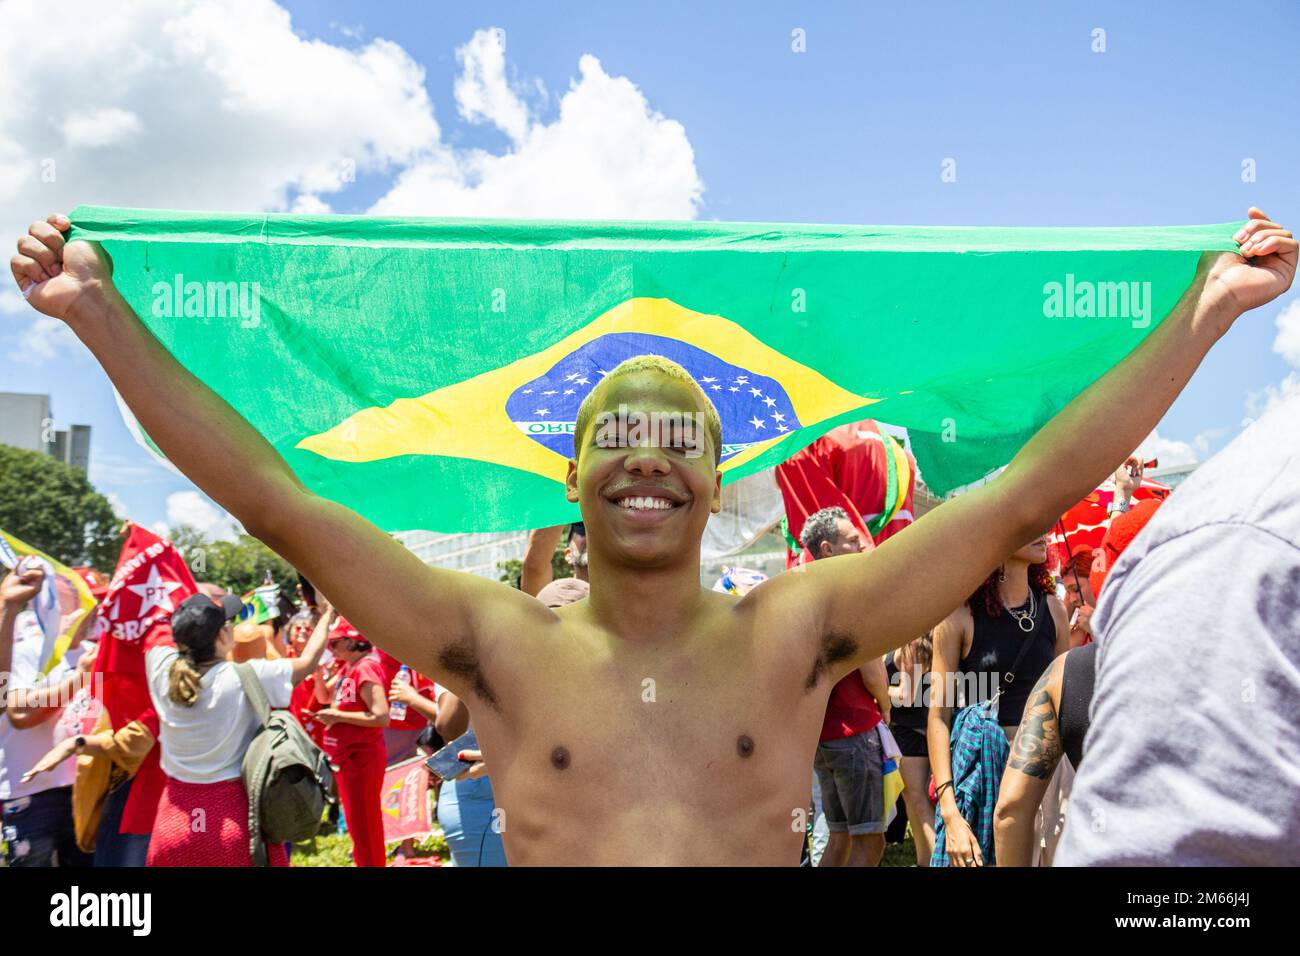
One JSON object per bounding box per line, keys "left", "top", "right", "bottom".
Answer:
{"left": 328, "top": 615, "right": 362, "bottom": 642}
{"left": 1090, "top": 498, "right": 1163, "bottom": 598}
{"left": 73, "top": 566, "right": 109, "bottom": 600}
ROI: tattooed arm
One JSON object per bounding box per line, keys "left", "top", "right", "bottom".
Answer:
{"left": 993, "top": 655, "right": 1066, "bottom": 866}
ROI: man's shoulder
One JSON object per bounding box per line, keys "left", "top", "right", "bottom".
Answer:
{"left": 1151, "top": 392, "right": 1300, "bottom": 545}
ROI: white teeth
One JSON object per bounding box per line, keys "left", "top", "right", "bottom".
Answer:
{"left": 617, "top": 495, "right": 675, "bottom": 511}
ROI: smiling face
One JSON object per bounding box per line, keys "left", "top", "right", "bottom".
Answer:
{"left": 566, "top": 368, "right": 723, "bottom": 569}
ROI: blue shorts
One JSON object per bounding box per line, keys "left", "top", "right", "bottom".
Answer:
{"left": 813, "top": 728, "right": 886, "bottom": 835}
{"left": 436, "top": 775, "right": 508, "bottom": 867}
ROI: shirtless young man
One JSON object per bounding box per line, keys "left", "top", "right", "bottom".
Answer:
{"left": 11, "top": 209, "right": 1295, "bottom": 865}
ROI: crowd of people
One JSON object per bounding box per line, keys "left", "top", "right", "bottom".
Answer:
{"left": 0, "top": 517, "right": 607, "bottom": 868}
{"left": 2, "top": 207, "right": 1297, "bottom": 867}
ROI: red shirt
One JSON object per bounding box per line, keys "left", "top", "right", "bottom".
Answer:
{"left": 289, "top": 675, "right": 327, "bottom": 749}
{"left": 374, "top": 649, "right": 436, "bottom": 732}
{"left": 819, "top": 669, "right": 883, "bottom": 742}
{"left": 322, "top": 653, "right": 386, "bottom": 754}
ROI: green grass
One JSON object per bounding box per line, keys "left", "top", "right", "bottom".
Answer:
{"left": 289, "top": 811, "right": 920, "bottom": 867}
{"left": 883, "top": 834, "right": 919, "bottom": 867}
{"left": 290, "top": 815, "right": 449, "bottom": 868}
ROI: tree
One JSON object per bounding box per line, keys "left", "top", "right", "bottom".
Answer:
{"left": 168, "top": 524, "right": 298, "bottom": 597}
{"left": 497, "top": 537, "right": 569, "bottom": 590}
{"left": 0, "top": 443, "right": 122, "bottom": 569}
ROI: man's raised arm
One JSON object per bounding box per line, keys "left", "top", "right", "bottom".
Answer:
{"left": 800, "top": 209, "right": 1296, "bottom": 675}
{"left": 10, "top": 214, "right": 541, "bottom": 697}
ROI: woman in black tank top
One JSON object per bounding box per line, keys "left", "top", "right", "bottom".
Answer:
{"left": 959, "top": 580, "right": 1058, "bottom": 728}
{"left": 928, "top": 535, "right": 1069, "bottom": 866}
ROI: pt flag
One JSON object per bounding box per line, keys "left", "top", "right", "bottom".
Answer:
{"left": 380, "top": 757, "right": 434, "bottom": 845}
{"left": 67, "top": 206, "right": 1240, "bottom": 532}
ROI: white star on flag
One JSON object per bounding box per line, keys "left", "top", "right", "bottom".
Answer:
{"left": 126, "top": 565, "right": 185, "bottom": 617}
{"left": 749, "top": 387, "right": 763, "bottom": 398}
{"left": 763, "top": 396, "right": 777, "bottom": 407}
{"left": 749, "top": 416, "right": 766, "bottom": 430}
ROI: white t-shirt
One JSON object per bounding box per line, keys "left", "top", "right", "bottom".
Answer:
{"left": 1057, "top": 388, "right": 1300, "bottom": 866}
{"left": 145, "top": 645, "right": 293, "bottom": 784}
{"left": 0, "top": 612, "right": 83, "bottom": 801}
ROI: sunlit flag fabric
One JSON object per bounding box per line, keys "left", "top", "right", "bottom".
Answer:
{"left": 68, "top": 206, "right": 1240, "bottom": 532}
{"left": 0, "top": 529, "right": 98, "bottom": 675}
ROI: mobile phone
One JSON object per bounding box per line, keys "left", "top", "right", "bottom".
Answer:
{"left": 1069, "top": 607, "right": 1080, "bottom": 628}
{"left": 424, "top": 728, "right": 479, "bottom": 781}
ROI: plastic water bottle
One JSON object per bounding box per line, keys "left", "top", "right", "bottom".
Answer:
{"left": 390, "top": 665, "right": 411, "bottom": 722}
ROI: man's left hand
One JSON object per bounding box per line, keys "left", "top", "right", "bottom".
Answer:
{"left": 1206, "top": 208, "right": 1297, "bottom": 316}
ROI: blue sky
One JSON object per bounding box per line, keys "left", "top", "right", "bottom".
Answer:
{"left": 3, "top": 0, "right": 1297, "bottom": 537}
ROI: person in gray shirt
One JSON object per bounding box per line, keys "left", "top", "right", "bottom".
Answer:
{"left": 1056, "top": 386, "right": 1300, "bottom": 865}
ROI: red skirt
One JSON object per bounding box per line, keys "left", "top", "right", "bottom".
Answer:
{"left": 147, "top": 776, "right": 289, "bottom": 867}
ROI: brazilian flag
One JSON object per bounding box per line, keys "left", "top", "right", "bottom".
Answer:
{"left": 68, "top": 206, "right": 1238, "bottom": 532}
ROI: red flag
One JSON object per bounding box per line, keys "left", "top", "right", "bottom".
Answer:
{"left": 776, "top": 420, "right": 917, "bottom": 567}
{"left": 91, "top": 523, "right": 199, "bottom": 836}
{"left": 381, "top": 758, "right": 433, "bottom": 844}
{"left": 93, "top": 523, "right": 197, "bottom": 730}
{"left": 1047, "top": 477, "right": 1171, "bottom": 566}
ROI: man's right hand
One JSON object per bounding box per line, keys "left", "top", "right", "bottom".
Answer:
{"left": 1113, "top": 455, "right": 1143, "bottom": 501}
{"left": 10, "top": 214, "right": 114, "bottom": 322}
{"left": 1, "top": 561, "right": 46, "bottom": 607}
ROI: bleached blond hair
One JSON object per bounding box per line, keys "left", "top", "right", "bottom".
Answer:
{"left": 573, "top": 355, "right": 723, "bottom": 465}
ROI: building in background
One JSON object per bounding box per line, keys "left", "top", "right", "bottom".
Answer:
{"left": 0, "top": 391, "right": 92, "bottom": 471}
{"left": 1147, "top": 461, "right": 1198, "bottom": 491}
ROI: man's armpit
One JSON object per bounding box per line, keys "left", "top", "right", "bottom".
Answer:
{"left": 437, "top": 638, "right": 502, "bottom": 713}
{"left": 803, "top": 631, "right": 859, "bottom": 691}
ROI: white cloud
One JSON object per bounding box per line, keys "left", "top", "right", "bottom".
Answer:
{"left": 164, "top": 491, "right": 242, "bottom": 540}
{"left": 1271, "top": 299, "right": 1300, "bottom": 368}
{"left": 59, "top": 108, "right": 143, "bottom": 149}
{"left": 371, "top": 36, "right": 703, "bottom": 219}
{"left": 1238, "top": 298, "right": 1300, "bottom": 429}
{"left": 104, "top": 492, "right": 129, "bottom": 520}
{"left": 1243, "top": 370, "right": 1300, "bottom": 428}
{"left": 454, "top": 27, "right": 532, "bottom": 144}
{"left": 9, "top": 316, "right": 84, "bottom": 364}
{"left": 88, "top": 451, "right": 172, "bottom": 488}
{"left": 0, "top": 0, "right": 439, "bottom": 256}
{"left": 290, "top": 193, "right": 332, "bottom": 215}
{"left": 1136, "top": 429, "right": 1199, "bottom": 468}
{"left": 0, "top": 288, "right": 27, "bottom": 315}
